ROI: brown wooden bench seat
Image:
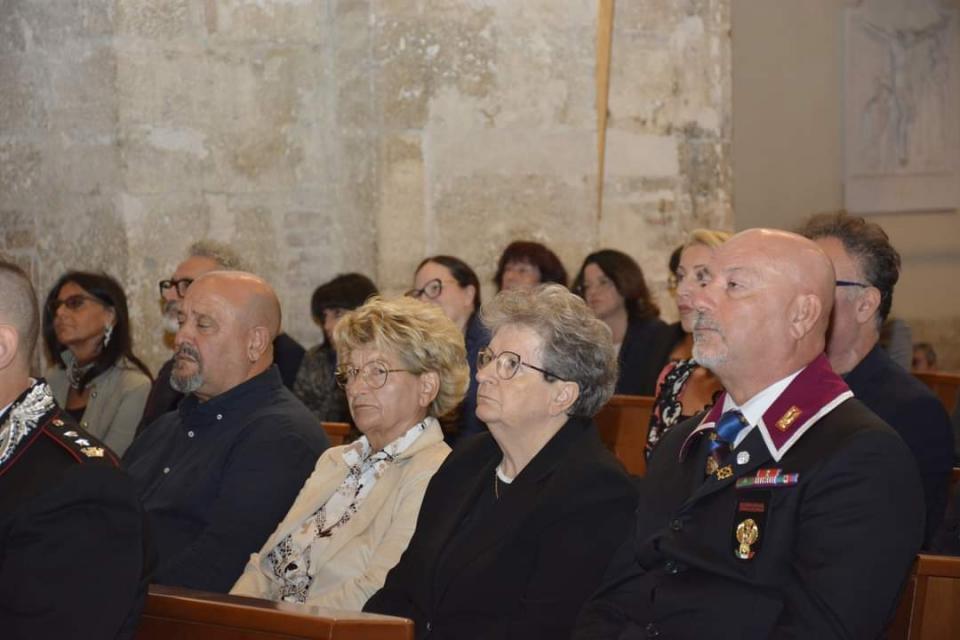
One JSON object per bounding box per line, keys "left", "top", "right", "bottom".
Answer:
{"left": 595, "top": 394, "right": 654, "bottom": 477}
{"left": 913, "top": 371, "right": 960, "bottom": 414}
{"left": 888, "top": 554, "right": 960, "bottom": 640}
{"left": 322, "top": 421, "right": 353, "bottom": 447}
{"left": 136, "top": 585, "right": 413, "bottom": 640}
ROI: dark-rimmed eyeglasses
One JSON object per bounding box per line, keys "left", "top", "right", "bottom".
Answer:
{"left": 477, "top": 347, "right": 569, "bottom": 382}
{"left": 836, "top": 280, "right": 870, "bottom": 289}
{"left": 47, "top": 294, "right": 102, "bottom": 315}
{"left": 159, "top": 278, "right": 194, "bottom": 298}
{"left": 335, "top": 361, "right": 412, "bottom": 389}
{"left": 405, "top": 278, "right": 443, "bottom": 300}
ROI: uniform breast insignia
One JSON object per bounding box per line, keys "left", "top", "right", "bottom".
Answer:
{"left": 735, "top": 519, "right": 759, "bottom": 559}
{"left": 80, "top": 446, "right": 105, "bottom": 458}
{"left": 705, "top": 457, "right": 719, "bottom": 476}
{"left": 715, "top": 465, "right": 733, "bottom": 481}
{"left": 64, "top": 430, "right": 79, "bottom": 438}
{"left": 736, "top": 468, "right": 799, "bottom": 489}
{"left": 52, "top": 418, "right": 65, "bottom": 427}
{"left": 775, "top": 405, "right": 802, "bottom": 432}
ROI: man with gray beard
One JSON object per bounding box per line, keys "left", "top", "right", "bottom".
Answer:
{"left": 575, "top": 230, "right": 923, "bottom": 639}
{"left": 123, "top": 271, "right": 328, "bottom": 593}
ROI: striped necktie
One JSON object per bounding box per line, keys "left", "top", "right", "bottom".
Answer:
{"left": 705, "top": 409, "right": 748, "bottom": 476}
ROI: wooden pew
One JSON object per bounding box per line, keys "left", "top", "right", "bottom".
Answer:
{"left": 595, "top": 395, "right": 654, "bottom": 477}
{"left": 888, "top": 554, "right": 960, "bottom": 640}
{"left": 136, "top": 585, "right": 413, "bottom": 640}
{"left": 322, "top": 421, "right": 353, "bottom": 447}
{"left": 913, "top": 371, "right": 960, "bottom": 414}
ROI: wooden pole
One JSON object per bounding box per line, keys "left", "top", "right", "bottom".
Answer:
{"left": 596, "top": 0, "right": 615, "bottom": 221}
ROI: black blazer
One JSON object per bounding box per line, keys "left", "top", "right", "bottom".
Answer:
{"left": 364, "top": 416, "right": 637, "bottom": 639}
{"left": 576, "top": 398, "right": 924, "bottom": 639}
{"left": 845, "top": 344, "right": 954, "bottom": 546}
{"left": 616, "top": 317, "right": 676, "bottom": 396}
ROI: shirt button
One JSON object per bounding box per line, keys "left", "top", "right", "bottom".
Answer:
{"left": 216, "top": 414, "right": 223, "bottom": 421}
{"left": 670, "top": 519, "right": 683, "bottom": 532}
{"left": 645, "top": 622, "right": 660, "bottom": 638}
{"left": 90, "top": 391, "right": 97, "bottom": 398}
{"left": 188, "top": 430, "right": 195, "bottom": 438}
{"left": 81, "top": 421, "right": 88, "bottom": 428}
{"left": 163, "top": 467, "right": 171, "bottom": 474}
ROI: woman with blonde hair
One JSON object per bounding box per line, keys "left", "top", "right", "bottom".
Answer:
{"left": 231, "top": 296, "right": 468, "bottom": 610}
{"left": 647, "top": 228, "right": 732, "bottom": 455}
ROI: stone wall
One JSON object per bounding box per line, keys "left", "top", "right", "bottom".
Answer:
{"left": 1, "top": 0, "right": 732, "bottom": 373}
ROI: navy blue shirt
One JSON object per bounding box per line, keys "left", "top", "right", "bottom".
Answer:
{"left": 845, "top": 344, "right": 954, "bottom": 548}
{"left": 123, "top": 366, "right": 329, "bottom": 592}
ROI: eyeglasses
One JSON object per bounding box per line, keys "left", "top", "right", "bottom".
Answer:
{"left": 836, "top": 280, "right": 870, "bottom": 289}
{"left": 405, "top": 278, "right": 444, "bottom": 300}
{"left": 335, "top": 361, "right": 412, "bottom": 389}
{"left": 159, "top": 278, "right": 194, "bottom": 298}
{"left": 477, "top": 347, "right": 569, "bottom": 382}
{"left": 47, "top": 294, "right": 102, "bottom": 315}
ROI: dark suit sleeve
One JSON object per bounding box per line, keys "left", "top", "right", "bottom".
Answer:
{"left": 154, "top": 422, "right": 321, "bottom": 592}
{"left": 773, "top": 430, "right": 924, "bottom": 639}
{"left": 0, "top": 465, "right": 150, "bottom": 640}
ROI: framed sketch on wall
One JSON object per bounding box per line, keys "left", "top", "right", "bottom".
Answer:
{"left": 844, "top": 0, "right": 960, "bottom": 214}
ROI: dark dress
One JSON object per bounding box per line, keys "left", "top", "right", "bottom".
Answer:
{"left": 364, "top": 416, "right": 637, "bottom": 639}
{"left": 0, "top": 380, "right": 153, "bottom": 640}
{"left": 615, "top": 316, "right": 676, "bottom": 396}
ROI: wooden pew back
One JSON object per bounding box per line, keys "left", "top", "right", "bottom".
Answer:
{"left": 889, "top": 554, "right": 960, "bottom": 640}
{"left": 913, "top": 371, "right": 960, "bottom": 414}
{"left": 322, "top": 421, "right": 353, "bottom": 447}
{"left": 136, "top": 585, "right": 413, "bottom": 640}
{"left": 595, "top": 394, "right": 654, "bottom": 477}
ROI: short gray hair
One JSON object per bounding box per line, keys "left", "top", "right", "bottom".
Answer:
{"left": 480, "top": 284, "right": 618, "bottom": 417}
{"left": 187, "top": 240, "right": 244, "bottom": 271}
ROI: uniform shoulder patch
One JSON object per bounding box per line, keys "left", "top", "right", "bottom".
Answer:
{"left": 41, "top": 412, "right": 120, "bottom": 467}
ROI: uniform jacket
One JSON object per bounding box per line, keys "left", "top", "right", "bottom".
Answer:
{"left": 0, "top": 379, "right": 152, "bottom": 640}
{"left": 231, "top": 419, "right": 450, "bottom": 610}
{"left": 47, "top": 354, "right": 151, "bottom": 456}
{"left": 364, "top": 415, "right": 638, "bottom": 639}
{"left": 576, "top": 355, "right": 924, "bottom": 640}
{"left": 845, "top": 343, "right": 954, "bottom": 547}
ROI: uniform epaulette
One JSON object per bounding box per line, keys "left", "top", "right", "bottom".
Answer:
{"left": 40, "top": 411, "right": 120, "bottom": 467}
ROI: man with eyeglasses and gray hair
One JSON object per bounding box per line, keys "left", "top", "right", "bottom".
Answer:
{"left": 123, "top": 270, "right": 328, "bottom": 593}
{"left": 140, "top": 240, "right": 306, "bottom": 431}
{"left": 799, "top": 212, "right": 953, "bottom": 548}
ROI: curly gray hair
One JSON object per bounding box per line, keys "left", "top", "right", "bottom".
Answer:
{"left": 187, "top": 240, "right": 245, "bottom": 271}
{"left": 480, "top": 284, "right": 618, "bottom": 417}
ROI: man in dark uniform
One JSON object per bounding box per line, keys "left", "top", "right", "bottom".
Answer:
{"left": 575, "top": 230, "right": 924, "bottom": 639}
{"left": 800, "top": 212, "right": 953, "bottom": 546}
{"left": 0, "top": 261, "right": 152, "bottom": 639}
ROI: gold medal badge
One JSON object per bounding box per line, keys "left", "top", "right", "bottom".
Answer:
{"left": 735, "top": 518, "right": 759, "bottom": 559}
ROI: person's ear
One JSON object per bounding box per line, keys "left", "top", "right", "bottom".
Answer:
{"left": 855, "top": 287, "right": 882, "bottom": 325}
{"left": 0, "top": 325, "right": 19, "bottom": 370}
{"left": 417, "top": 371, "right": 440, "bottom": 409}
{"left": 248, "top": 327, "right": 271, "bottom": 362}
{"left": 788, "top": 294, "right": 823, "bottom": 340}
{"left": 548, "top": 380, "right": 580, "bottom": 417}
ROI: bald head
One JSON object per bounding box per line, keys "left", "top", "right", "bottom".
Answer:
{"left": 690, "top": 228, "right": 836, "bottom": 403}
{"left": 726, "top": 229, "right": 835, "bottom": 337}
{"left": 191, "top": 271, "right": 281, "bottom": 339}
{"left": 0, "top": 261, "right": 39, "bottom": 371}
{"left": 171, "top": 271, "right": 282, "bottom": 401}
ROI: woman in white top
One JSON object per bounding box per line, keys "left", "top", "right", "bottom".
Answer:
{"left": 231, "top": 296, "right": 468, "bottom": 610}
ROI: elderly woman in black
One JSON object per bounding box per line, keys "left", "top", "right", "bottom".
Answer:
{"left": 364, "top": 284, "right": 637, "bottom": 638}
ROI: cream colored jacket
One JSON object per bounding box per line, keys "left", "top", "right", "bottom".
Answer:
{"left": 47, "top": 354, "right": 151, "bottom": 456}
{"left": 231, "top": 419, "right": 450, "bottom": 610}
